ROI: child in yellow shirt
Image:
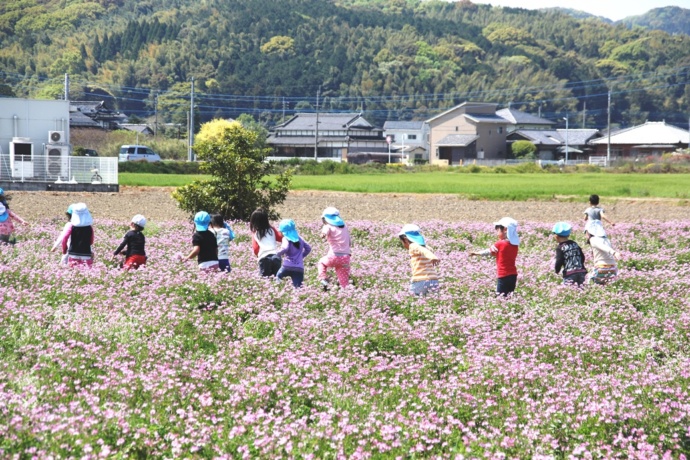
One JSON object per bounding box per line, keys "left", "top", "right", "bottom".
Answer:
{"left": 398, "top": 224, "right": 440, "bottom": 295}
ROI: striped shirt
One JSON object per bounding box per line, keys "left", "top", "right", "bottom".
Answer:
{"left": 408, "top": 242, "right": 439, "bottom": 282}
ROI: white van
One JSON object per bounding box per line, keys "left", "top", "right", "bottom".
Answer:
{"left": 118, "top": 145, "right": 161, "bottom": 162}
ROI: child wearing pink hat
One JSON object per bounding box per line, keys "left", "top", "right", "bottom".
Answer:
{"left": 318, "top": 207, "right": 351, "bottom": 290}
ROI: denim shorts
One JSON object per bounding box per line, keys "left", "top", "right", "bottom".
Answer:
{"left": 410, "top": 279, "right": 439, "bottom": 296}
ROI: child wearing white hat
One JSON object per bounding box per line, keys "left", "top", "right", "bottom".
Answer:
{"left": 114, "top": 214, "right": 148, "bottom": 270}
{"left": 61, "top": 203, "right": 94, "bottom": 267}
{"left": 470, "top": 217, "right": 520, "bottom": 295}
{"left": 318, "top": 207, "right": 351, "bottom": 290}
{"left": 398, "top": 224, "right": 440, "bottom": 295}
{"left": 584, "top": 219, "right": 621, "bottom": 285}
{"left": 552, "top": 222, "right": 587, "bottom": 285}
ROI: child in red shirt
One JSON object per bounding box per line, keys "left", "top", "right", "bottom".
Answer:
{"left": 470, "top": 217, "right": 520, "bottom": 295}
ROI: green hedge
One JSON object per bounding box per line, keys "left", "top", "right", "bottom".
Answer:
{"left": 118, "top": 160, "right": 203, "bottom": 174}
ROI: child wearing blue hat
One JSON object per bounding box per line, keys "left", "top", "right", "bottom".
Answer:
{"left": 0, "top": 201, "right": 27, "bottom": 244}
{"left": 552, "top": 222, "right": 587, "bottom": 285}
{"left": 318, "top": 207, "right": 352, "bottom": 290}
{"left": 276, "top": 219, "right": 312, "bottom": 288}
{"left": 470, "top": 217, "right": 520, "bottom": 296}
{"left": 398, "top": 224, "right": 440, "bottom": 295}
{"left": 181, "top": 211, "right": 218, "bottom": 270}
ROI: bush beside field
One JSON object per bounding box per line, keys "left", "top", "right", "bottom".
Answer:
{"left": 1, "top": 219, "right": 690, "bottom": 457}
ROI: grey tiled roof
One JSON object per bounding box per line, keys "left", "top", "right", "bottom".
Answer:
{"left": 436, "top": 134, "right": 479, "bottom": 146}
{"left": 497, "top": 108, "right": 554, "bottom": 125}
{"left": 556, "top": 129, "right": 600, "bottom": 146}
{"left": 383, "top": 121, "right": 425, "bottom": 130}
{"left": 275, "top": 113, "right": 375, "bottom": 131}
{"left": 510, "top": 129, "right": 599, "bottom": 146}
{"left": 463, "top": 113, "right": 509, "bottom": 124}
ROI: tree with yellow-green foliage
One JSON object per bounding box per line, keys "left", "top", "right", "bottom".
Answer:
{"left": 172, "top": 121, "right": 292, "bottom": 221}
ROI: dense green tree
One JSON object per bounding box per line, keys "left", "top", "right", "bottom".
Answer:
{"left": 172, "top": 122, "right": 292, "bottom": 221}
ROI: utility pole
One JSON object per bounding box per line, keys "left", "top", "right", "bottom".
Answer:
{"left": 154, "top": 91, "right": 158, "bottom": 138}
{"left": 538, "top": 101, "right": 542, "bottom": 118}
{"left": 607, "top": 89, "right": 612, "bottom": 167}
{"left": 64, "top": 73, "right": 69, "bottom": 101}
{"left": 563, "top": 116, "right": 569, "bottom": 165}
{"left": 582, "top": 101, "right": 586, "bottom": 129}
{"left": 188, "top": 77, "right": 195, "bottom": 162}
{"left": 282, "top": 97, "right": 286, "bottom": 120}
{"left": 314, "top": 86, "right": 320, "bottom": 160}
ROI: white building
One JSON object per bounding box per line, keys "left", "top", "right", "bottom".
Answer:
{"left": 382, "top": 121, "right": 429, "bottom": 164}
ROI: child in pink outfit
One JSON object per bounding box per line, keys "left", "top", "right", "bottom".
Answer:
{"left": 0, "top": 202, "right": 28, "bottom": 244}
{"left": 318, "top": 207, "right": 351, "bottom": 289}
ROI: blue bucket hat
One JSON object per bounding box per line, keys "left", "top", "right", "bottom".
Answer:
{"left": 194, "top": 211, "right": 211, "bottom": 231}
{"left": 66, "top": 204, "right": 74, "bottom": 215}
{"left": 0, "top": 188, "right": 4, "bottom": 195}
{"left": 398, "top": 224, "right": 426, "bottom": 246}
{"left": 0, "top": 203, "right": 7, "bottom": 223}
{"left": 278, "top": 219, "right": 300, "bottom": 243}
{"left": 322, "top": 207, "right": 344, "bottom": 226}
{"left": 552, "top": 222, "right": 572, "bottom": 237}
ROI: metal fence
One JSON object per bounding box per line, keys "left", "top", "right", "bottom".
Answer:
{"left": 0, "top": 153, "right": 118, "bottom": 184}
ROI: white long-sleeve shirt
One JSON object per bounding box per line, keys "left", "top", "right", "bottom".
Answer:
{"left": 589, "top": 236, "right": 617, "bottom": 267}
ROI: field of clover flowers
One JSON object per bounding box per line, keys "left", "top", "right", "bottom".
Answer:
{"left": 1, "top": 217, "right": 690, "bottom": 459}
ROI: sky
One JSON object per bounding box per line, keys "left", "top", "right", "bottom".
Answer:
{"left": 470, "top": 0, "right": 690, "bottom": 21}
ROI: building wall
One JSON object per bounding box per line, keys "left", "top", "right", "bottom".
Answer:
{"left": 0, "top": 99, "right": 70, "bottom": 157}
{"left": 428, "top": 103, "right": 498, "bottom": 164}
{"left": 473, "top": 123, "right": 508, "bottom": 159}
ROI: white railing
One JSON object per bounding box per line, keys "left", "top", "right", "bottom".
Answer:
{"left": 0, "top": 154, "right": 118, "bottom": 184}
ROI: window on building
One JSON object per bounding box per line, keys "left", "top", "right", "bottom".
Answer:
{"left": 408, "top": 134, "right": 417, "bottom": 140}
{"left": 498, "top": 127, "right": 503, "bottom": 134}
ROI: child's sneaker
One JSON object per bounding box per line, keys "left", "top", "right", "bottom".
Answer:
{"left": 320, "top": 279, "right": 329, "bottom": 292}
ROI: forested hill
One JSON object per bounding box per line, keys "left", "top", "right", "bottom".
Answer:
{"left": 1, "top": 0, "right": 690, "bottom": 130}
{"left": 618, "top": 6, "right": 690, "bottom": 37}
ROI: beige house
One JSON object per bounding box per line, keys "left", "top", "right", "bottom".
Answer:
{"left": 426, "top": 102, "right": 509, "bottom": 165}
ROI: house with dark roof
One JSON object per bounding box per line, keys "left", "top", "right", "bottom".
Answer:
{"left": 589, "top": 121, "right": 689, "bottom": 158}
{"left": 508, "top": 129, "right": 600, "bottom": 160}
{"left": 426, "top": 102, "right": 509, "bottom": 165}
{"left": 382, "top": 120, "right": 429, "bottom": 164}
{"left": 69, "top": 101, "right": 127, "bottom": 130}
{"left": 266, "top": 112, "right": 387, "bottom": 161}
{"left": 496, "top": 108, "right": 555, "bottom": 133}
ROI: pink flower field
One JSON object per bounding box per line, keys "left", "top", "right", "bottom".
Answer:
{"left": 1, "top": 219, "right": 689, "bottom": 459}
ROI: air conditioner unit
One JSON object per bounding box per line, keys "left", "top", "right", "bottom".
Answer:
{"left": 48, "top": 131, "right": 66, "bottom": 144}
{"left": 45, "top": 145, "right": 70, "bottom": 179}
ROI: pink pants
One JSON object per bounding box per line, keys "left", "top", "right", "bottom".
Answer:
{"left": 318, "top": 254, "right": 351, "bottom": 288}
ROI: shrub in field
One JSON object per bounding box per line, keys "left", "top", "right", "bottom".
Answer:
{"left": 173, "top": 122, "right": 292, "bottom": 221}
{"left": 1, "top": 218, "right": 690, "bottom": 458}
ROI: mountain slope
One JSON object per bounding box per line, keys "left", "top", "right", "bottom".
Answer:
{"left": 618, "top": 6, "right": 690, "bottom": 36}
{"left": 1, "top": 0, "right": 690, "bottom": 130}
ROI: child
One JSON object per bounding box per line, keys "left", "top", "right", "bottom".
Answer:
{"left": 318, "top": 207, "right": 351, "bottom": 290}
{"left": 552, "top": 222, "right": 587, "bottom": 285}
{"left": 584, "top": 194, "right": 614, "bottom": 227}
{"left": 584, "top": 219, "right": 621, "bottom": 285}
{"left": 470, "top": 217, "right": 520, "bottom": 296}
{"left": 276, "top": 219, "right": 312, "bottom": 288}
{"left": 0, "top": 202, "right": 28, "bottom": 244}
{"left": 51, "top": 205, "right": 74, "bottom": 264}
{"left": 181, "top": 211, "right": 218, "bottom": 270}
{"left": 249, "top": 208, "right": 283, "bottom": 277}
{"left": 398, "top": 224, "right": 440, "bottom": 296}
{"left": 210, "top": 214, "right": 235, "bottom": 272}
{"left": 62, "top": 203, "right": 94, "bottom": 267}
{"left": 0, "top": 188, "right": 9, "bottom": 210}
{"left": 113, "top": 214, "right": 147, "bottom": 270}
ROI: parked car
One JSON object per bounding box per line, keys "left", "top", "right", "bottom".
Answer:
{"left": 118, "top": 145, "right": 161, "bottom": 162}
{"left": 72, "top": 147, "right": 99, "bottom": 157}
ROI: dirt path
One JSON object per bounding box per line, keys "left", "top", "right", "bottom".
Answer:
{"left": 6, "top": 187, "right": 689, "bottom": 224}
